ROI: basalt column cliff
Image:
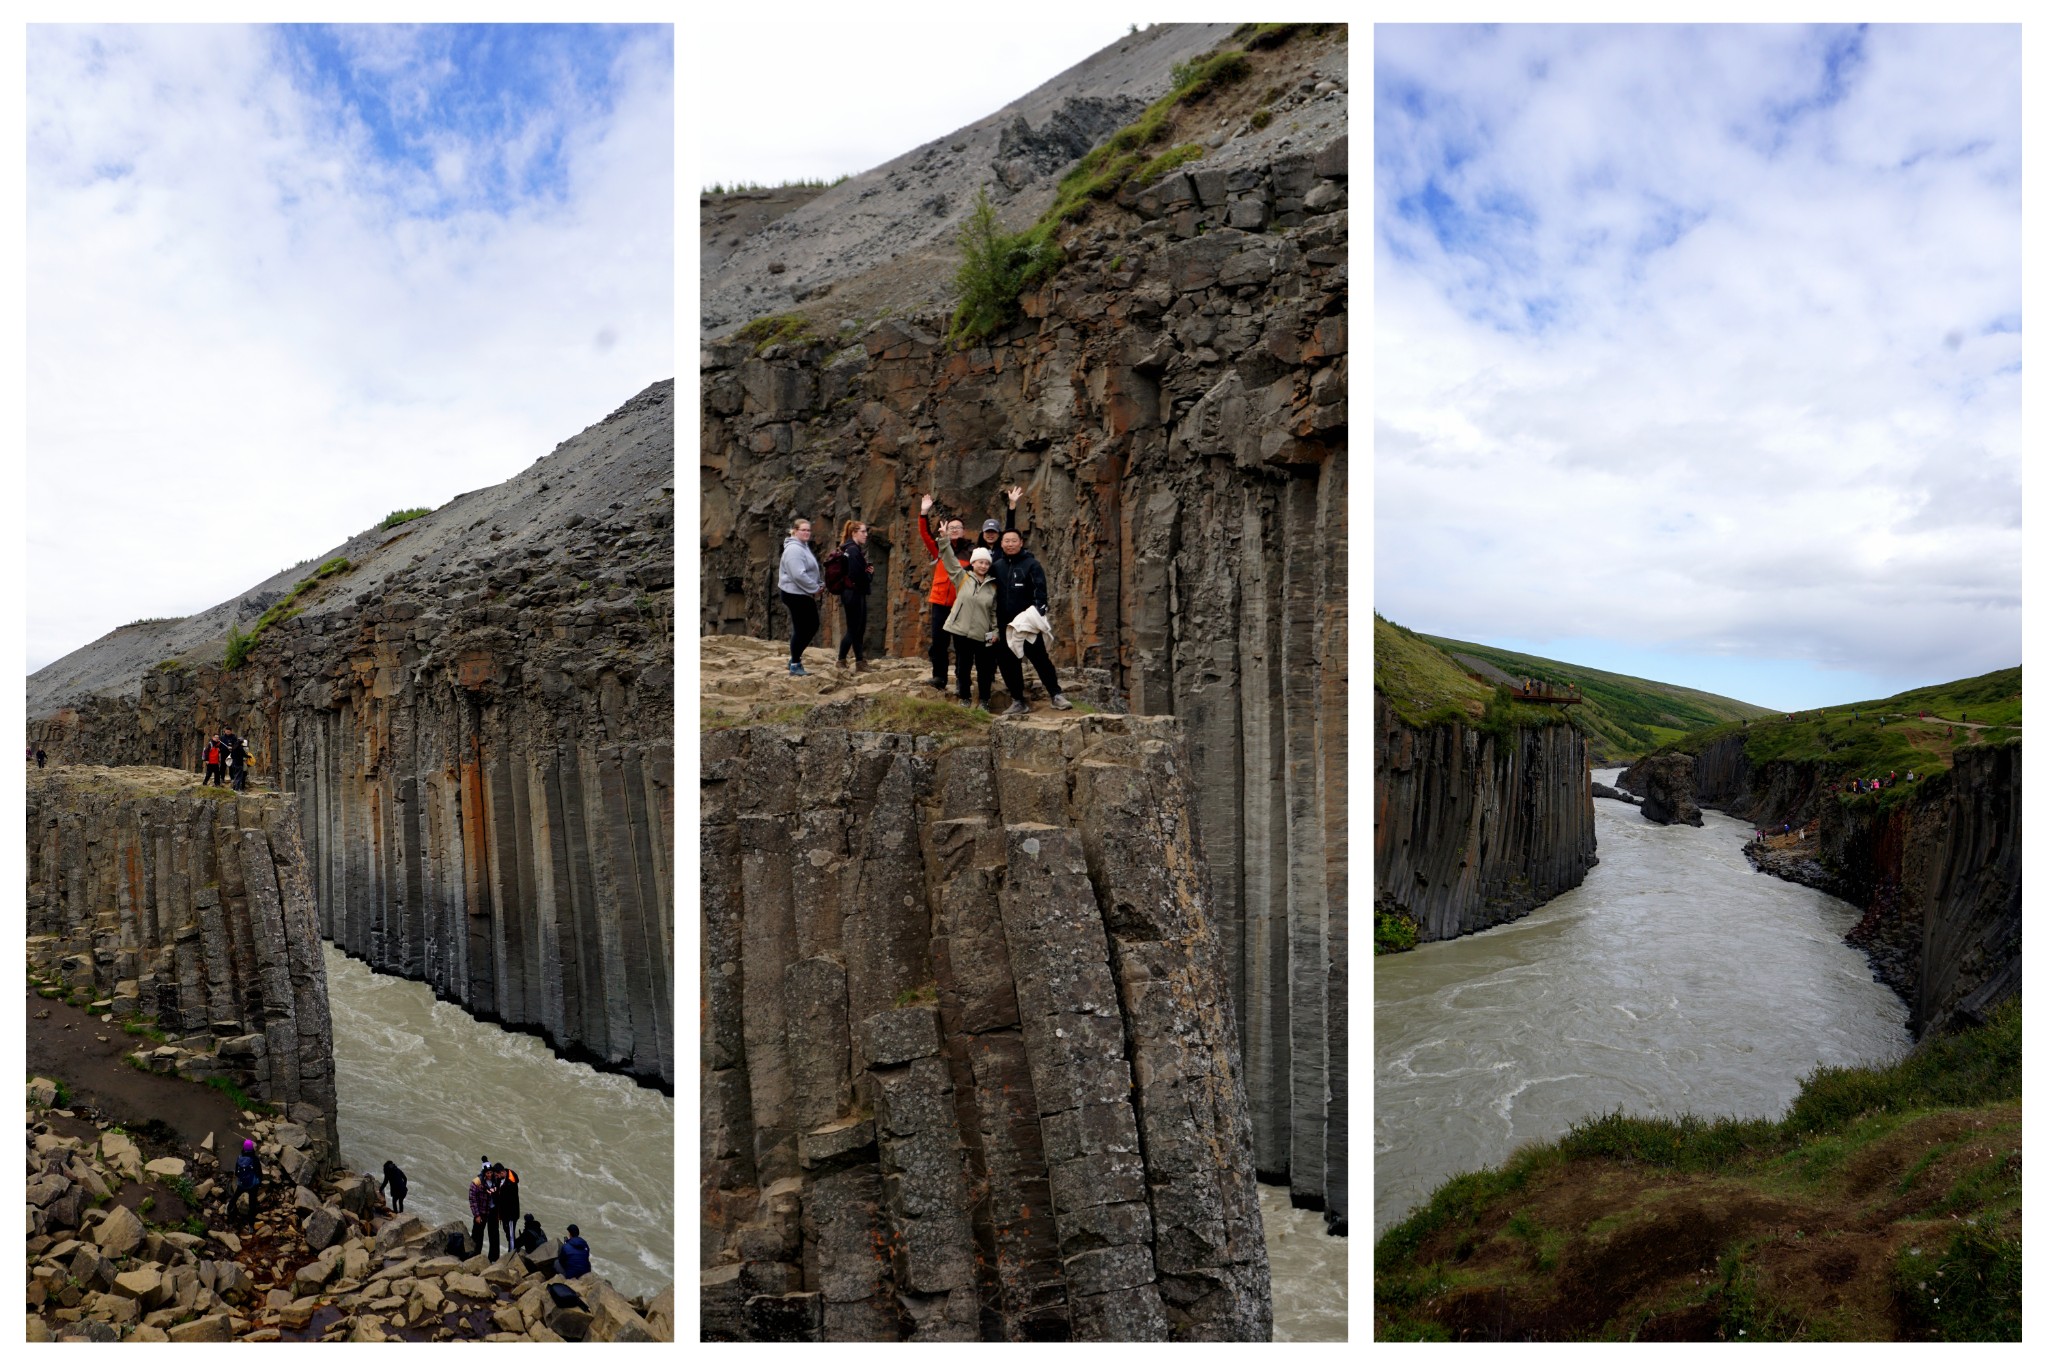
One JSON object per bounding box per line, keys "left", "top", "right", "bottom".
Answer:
{"left": 702, "top": 98, "right": 1347, "bottom": 1224}
{"left": 702, "top": 710, "right": 1271, "bottom": 1341}
{"left": 28, "top": 382, "right": 676, "bottom": 1089}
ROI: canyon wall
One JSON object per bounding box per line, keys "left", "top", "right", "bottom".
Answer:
{"left": 29, "top": 382, "right": 676, "bottom": 1089}
{"left": 702, "top": 145, "right": 1347, "bottom": 1224}
{"left": 26, "top": 767, "right": 337, "bottom": 1152}
{"left": 1373, "top": 696, "right": 1598, "bottom": 942}
{"left": 700, "top": 712, "right": 1271, "bottom": 1342}
{"left": 1624, "top": 738, "right": 2021, "bottom": 1037}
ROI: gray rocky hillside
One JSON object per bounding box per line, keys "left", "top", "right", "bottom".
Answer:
{"left": 702, "top": 24, "right": 1349, "bottom": 1235}
{"left": 29, "top": 380, "right": 676, "bottom": 1090}
{"left": 700, "top": 21, "right": 1346, "bottom": 335}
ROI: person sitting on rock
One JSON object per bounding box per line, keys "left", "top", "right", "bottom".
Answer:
{"left": 380, "top": 1160, "right": 408, "bottom": 1213}
{"left": 231, "top": 1139, "right": 262, "bottom": 1227}
{"left": 558, "top": 1224, "right": 593, "bottom": 1279}
{"left": 516, "top": 1212, "right": 547, "bottom": 1255}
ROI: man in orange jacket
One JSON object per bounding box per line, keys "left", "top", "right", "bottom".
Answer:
{"left": 918, "top": 494, "right": 974, "bottom": 690}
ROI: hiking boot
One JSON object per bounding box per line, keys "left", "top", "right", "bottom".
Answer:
{"left": 1051, "top": 694, "right": 1073, "bottom": 710}
{"left": 855, "top": 660, "right": 870, "bottom": 673}
{"left": 929, "top": 677, "right": 948, "bottom": 690}
{"left": 1005, "top": 702, "right": 1030, "bottom": 717}
{"left": 789, "top": 662, "right": 809, "bottom": 677}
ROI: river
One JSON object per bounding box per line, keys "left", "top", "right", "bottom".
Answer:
{"left": 323, "top": 944, "right": 675, "bottom": 1300}
{"left": 1262, "top": 1185, "right": 1348, "bottom": 1340}
{"left": 1375, "top": 771, "right": 1912, "bottom": 1238}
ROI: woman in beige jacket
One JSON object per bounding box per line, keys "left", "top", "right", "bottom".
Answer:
{"left": 937, "top": 535, "right": 1002, "bottom": 706}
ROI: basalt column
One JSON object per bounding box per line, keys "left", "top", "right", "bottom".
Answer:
{"left": 701, "top": 714, "right": 1272, "bottom": 1342}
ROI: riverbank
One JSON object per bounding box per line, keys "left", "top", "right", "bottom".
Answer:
{"left": 1375, "top": 999, "right": 2020, "bottom": 1341}
{"left": 26, "top": 1025, "right": 674, "bottom": 1342}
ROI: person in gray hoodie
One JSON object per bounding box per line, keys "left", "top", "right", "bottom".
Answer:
{"left": 778, "top": 518, "right": 824, "bottom": 675}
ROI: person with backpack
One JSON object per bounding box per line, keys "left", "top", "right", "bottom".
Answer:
{"left": 380, "top": 1160, "right": 409, "bottom": 1213}
{"left": 516, "top": 1212, "right": 548, "bottom": 1255}
{"left": 231, "top": 1139, "right": 262, "bottom": 1227}
{"left": 558, "top": 1224, "right": 593, "bottom": 1279}
{"left": 828, "top": 519, "right": 876, "bottom": 671}
{"left": 777, "top": 518, "right": 824, "bottom": 676}
{"left": 917, "top": 499, "right": 975, "bottom": 691}
{"left": 490, "top": 1162, "right": 522, "bottom": 1259}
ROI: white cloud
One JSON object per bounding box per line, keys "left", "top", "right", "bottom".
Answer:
{"left": 26, "top": 24, "right": 674, "bottom": 673}
{"left": 1374, "top": 24, "right": 2019, "bottom": 705}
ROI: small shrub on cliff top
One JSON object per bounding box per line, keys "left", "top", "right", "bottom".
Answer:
{"left": 1136, "top": 143, "right": 1206, "bottom": 185}
{"left": 949, "top": 189, "right": 1063, "bottom": 344}
{"left": 735, "top": 313, "right": 822, "bottom": 354}
{"left": 379, "top": 508, "right": 430, "bottom": 530}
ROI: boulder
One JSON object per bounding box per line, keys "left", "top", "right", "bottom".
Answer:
{"left": 1623, "top": 753, "right": 1705, "bottom": 827}
{"left": 446, "top": 1272, "right": 493, "bottom": 1301}
{"left": 28, "top": 1077, "right": 59, "bottom": 1108}
{"left": 583, "top": 1280, "right": 659, "bottom": 1342}
{"left": 92, "top": 1204, "right": 145, "bottom": 1257}
{"left": 374, "top": 1212, "right": 429, "bottom": 1254}
{"left": 110, "top": 1266, "right": 166, "bottom": 1307}
{"left": 143, "top": 1156, "right": 187, "bottom": 1180}
{"left": 98, "top": 1132, "right": 143, "bottom": 1182}
{"left": 643, "top": 1283, "right": 674, "bottom": 1340}
{"left": 166, "top": 1313, "right": 233, "bottom": 1342}
{"left": 303, "top": 1205, "right": 344, "bottom": 1252}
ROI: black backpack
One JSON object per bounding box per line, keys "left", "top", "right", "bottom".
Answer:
{"left": 822, "top": 549, "right": 849, "bottom": 593}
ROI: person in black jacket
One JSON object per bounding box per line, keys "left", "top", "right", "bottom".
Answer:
{"left": 990, "top": 490, "right": 1070, "bottom": 715}
{"left": 380, "top": 1160, "right": 408, "bottom": 1212}
{"left": 833, "top": 519, "right": 876, "bottom": 670}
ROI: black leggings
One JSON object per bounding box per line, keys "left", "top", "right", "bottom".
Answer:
{"left": 838, "top": 592, "right": 868, "bottom": 662}
{"left": 928, "top": 603, "right": 954, "bottom": 683}
{"left": 952, "top": 634, "right": 996, "bottom": 703}
{"left": 781, "top": 591, "right": 819, "bottom": 662}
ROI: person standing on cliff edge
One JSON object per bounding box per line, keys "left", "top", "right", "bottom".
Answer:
{"left": 991, "top": 485, "right": 1071, "bottom": 714}
{"left": 934, "top": 523, "right": 1002, "bottom": 708}
{"left": 778, "top": 517, "right": 824, "bottom": 677}
{"left": 831, "top": 519, "right": 876, "bottom": 672}
{"left": 918, "top": 498, "right": 976, "bottom": 691}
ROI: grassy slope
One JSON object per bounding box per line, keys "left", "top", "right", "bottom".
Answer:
{"left": 1376, "top": 1001, "right": 2021, "bottom": 1342}
{"left": 1652, "top": 666, "right": 2020, "bottom": 800}
{"left": 1420, "top": 634, "right": 1774, "bottom": 761}
{"left": 1373, "top": 615, "right": 1493, "bottom": 727}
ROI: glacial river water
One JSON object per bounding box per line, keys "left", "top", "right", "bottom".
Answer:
{"left": 1375, "top": 771, "right": 1912, "bottom": 1238}
{"left": 323, "top": 944, "right": 675, "bottom": 1300}
{"left": 1262, "top": 1185, "right": 1349, "bottom": 1340}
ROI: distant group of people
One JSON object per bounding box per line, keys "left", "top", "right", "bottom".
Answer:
{"left": 203, "top": 727, "right": 251, "bottom": 790}
{"left": 25, "top": 744, "right": 47, "bottom": 769}
{"left": 773, "top": 485, "right": 1072, "bottom": 715}
{"left": 1834, "top": 769, "right": 1914, "bottom": 795}
{"left": 375, "top": 1155, "right": 590, "bottom": 1275}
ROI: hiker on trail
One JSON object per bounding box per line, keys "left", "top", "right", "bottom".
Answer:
{"left": 490, "top": 1162, "right": 522, "bottom": 1259}
{"left": 558, "top": 1224, "right": 593, "bottom": 1279}
{"left": 380, "top": 1160, "right": 408, "bottom": 1213}
{"left": 918, "top": 497, "right": 976, "bottom": 691}
{"left": 232, "top": 1139, "right": 262, "bottom": 1227}
{"left": 778, "top": 518, "right": 824, "bottom": 677}
{"left": 829, "top": 519, "right": 876, "bottom": 672}
{"left": 35, "top": 748, "right": 47, "bottom": 770}
{"left": 935, "top": 528, "right": 1002, "bottom": 708}
{"left": 469, "top": 1168, "right": 500, "bottom": 1260}
{"left": 516, "top": 1213, "right": 547, "bottom": 1255}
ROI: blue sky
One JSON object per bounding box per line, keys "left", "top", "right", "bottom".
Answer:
{"left": 1373, "top": 24, "right": 2020, "bottom": 712}
{"left": 25, "top": 23, "right": 673, "bottom": 672}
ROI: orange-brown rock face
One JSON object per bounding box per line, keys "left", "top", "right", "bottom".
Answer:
{"left": 702, "top": 148, "right": 1348, "bottom": 1226}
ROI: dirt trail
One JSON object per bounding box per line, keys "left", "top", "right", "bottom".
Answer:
{"left": 26, "top": 986, "right": 252, "bottom": 1153}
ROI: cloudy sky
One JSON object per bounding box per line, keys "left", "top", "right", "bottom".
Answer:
{"left": 697, "top": 16, "right": 1148, "bottom": 189}
{"left": 25, "top": 23, "right": 673, "bottom": 673}
{"left": 1373, "top": 24, "right": 2020, "bottom": 712}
